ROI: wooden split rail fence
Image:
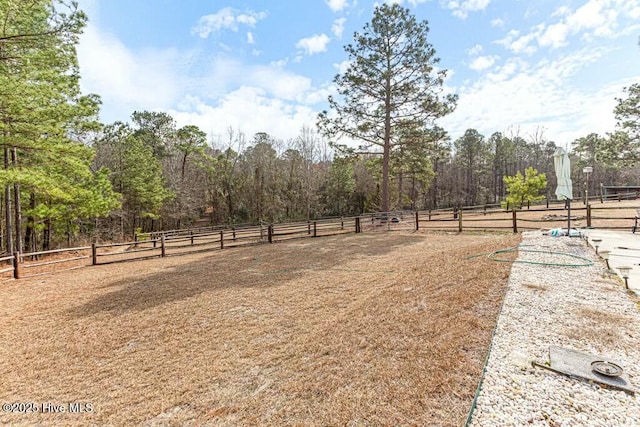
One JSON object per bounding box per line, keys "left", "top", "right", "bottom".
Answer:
{"left": 1, "top": 217, "right": 362, "bottom": 279}
{"left": 2, "top": 201, "right": 638, "bottom": 279}
{"left": 414, "top": 204, "right": 638, "bottom": 233}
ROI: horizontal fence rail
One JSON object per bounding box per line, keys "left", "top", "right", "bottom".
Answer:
{"left": 2, "top": 197, "right": 638, "bottom": 280}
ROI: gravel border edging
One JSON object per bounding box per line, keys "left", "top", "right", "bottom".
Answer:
{"left": 468, "top": 231, "right": 639, "bottom": 426}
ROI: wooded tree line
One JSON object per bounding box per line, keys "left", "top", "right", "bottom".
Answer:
{"left": 1, "top": 1, "right": 639, "bottom": 253}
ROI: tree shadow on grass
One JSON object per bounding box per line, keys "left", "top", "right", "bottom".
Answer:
{"left": 67, "top": 233, "right": 426, "bottom": 318}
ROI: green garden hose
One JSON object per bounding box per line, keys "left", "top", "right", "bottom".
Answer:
{"left": 463, "top": 245, "right": 593, "bottom": 425}
{"left": 467, "top": 246, "right": 594, "bottom": 267}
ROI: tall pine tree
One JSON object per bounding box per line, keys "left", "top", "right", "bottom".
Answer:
{"left": 318, "top": 3, "right": 456, "bottom": 213}
{"left": 0, "top": 0, "right": 119, "bottom": 252}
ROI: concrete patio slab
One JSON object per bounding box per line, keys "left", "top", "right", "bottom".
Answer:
{"left": 580, "top": 229, "right": 640, "bottom": 294}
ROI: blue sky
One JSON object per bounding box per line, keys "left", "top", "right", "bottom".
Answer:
{"left": 76, "top": 0, "right": 640, "bottom": 148}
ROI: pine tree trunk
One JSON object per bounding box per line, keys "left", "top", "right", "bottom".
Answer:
{"left": 0, "top": 192, "right": 3, "bottom": 251}
{"left": 411, "top": 175, "right": 416, "bottom": 210}
{"left": 12, "top": 147, "right": 22, "bottom": 253}
{"left": 42, "top": 217, "right": 51, "bottom": 251}
{"left": 4, "top": 147, "right": 13, "bottom": 255}
{"left": 397, "top": 170, "right": 403, "bottom": 208}
{"left": 382, "top": 123, "right": 391, "bottom": 214}
{"left": 227, "top": 192, "right": 233, "bottom": 221}
{"left": 24, "top": 193, "right": 36, "bottom": 253}
{"left": 431, "top": 159, "right": 439, "bottom": 209}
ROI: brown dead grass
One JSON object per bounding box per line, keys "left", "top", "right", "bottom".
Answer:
{"left": 574, "top": 306, "right": 633, "bottom": 325}
{"left": 522, "top": 283, "right": 549, "bottom": 292}
{"left": 564, "top": 306, "right": 635, "bottom": 348}
{"left": 0, "top": 231, "right": 520, "bottom": 426}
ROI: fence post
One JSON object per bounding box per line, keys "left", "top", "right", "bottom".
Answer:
{"left": 586, "top": 204, "right": 592, "bottom": 228}
{"left": 341, "top": 217, "right": 344, "bottom": 230}
{"left": 152, "top": 232, "right": 157, "bottom": 248}
{"left": 161, "top": 235, "right": 166, "bottom": 257}
{"left": 458, "top": 210, "right": 463, "bottom": 233}
{"left": 483, "top": 205, "right": 487, "bottom": 216}
{"left": 190, "top": 230, "right": 194, "bottom": 246}
{"left": 428, "top": 210, "right": 431, "bottom": 221}
{"left": 313, "top": 221, "right": 317, "bottom": 237}
{"left": 13, "top": 252, "right": 20, "bottom": 279}
{"left": 134, "top": 233, "right": 138, "bottom": 248}
{"left": 512, "top": 210, "right": 518, "bottom": 233}
{"left": 415, "top": 211, "right": 419, "bottom": 230}
{"left": 92, "top": 243, "right": 97, "bottom": 265}
{"left": 220, "top": 230, "right": 224, "bottom": 249}
{"left": 232, "top": 227, "right": 236, "bottom": 241}
{"left": 268, "top": 225, "right": 273, "bottom": 243}
{"left": 307, "top": 221, "right": 311, "bottom": 235}
{"left": 355, "top": 217, "right": 360, "bottom": 233}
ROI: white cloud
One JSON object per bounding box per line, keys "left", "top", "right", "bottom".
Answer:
{"left": 332, "top": 17, "right": 347, "bottom": 38}
{"left": 405, "top": 0, "right": 431, "bottom": 5}
{"left": 537, "top": 22, "right": 570, "bottom": 48}
{"left": 551, "top": 6, "right": 571, "bottom": 18}
{"left": 195, "top": 57, "right": 314, "bottom": 102}
{"left": 77, "top": 19, "right": 325, "bottom": 141}
{"left": 483, "top": 58, "right": 525, "bottom": 82}
{"left": 442, "top": 49, "right": 624, "bottom": 144}
{"left": 170, "top": 90, "right": 320, "bottom": 142}
{"left": 495, "top": 30, "right": 538, "bottom": 55}
{"left": 469, "top": 55, "right": 499, "bottom": 71}
{"left": 296, "top": 34, "right": 331, "bottom": 55}
{"left": 334, "top": 60, "right": 351, "bottom": 74}
{"left": 191, "top": 7, "right": 267, "bottom": 39}
{"left": 304, "top": 84, "right": 334, "bottom": 105}
{"left": 248, "top": 66, "right": 313, "bottom": 102}
{"left": 467, "top": 44, "right": 483, "bottom": 56}
{"left": 270, "top": 59, "right": 289, "bottom": 68}
{"left": 77, "top": 24, "right": 187, "bottom": 117}
{"left": 236, "top": 11, "right": 266, "bottom": 26}
{"left": 490, "top": 17, "right": 505, "bottom": 27}
{"left": 495, "top": 1, "right": 640, "bottom": 55}
{"left": 567, "top": 0, "right": 608, "bottom": 32}
{"left": 445, "top": 0, "right": 492, "bottom": 19}
{"left": 626, "top": 2, "right": 640, "bottom": 19}
{"left": 326, "top": 0, "right": 348, "bottom": 12}
{"left": 247, "top": 32, "right": 255, "bottom": 44}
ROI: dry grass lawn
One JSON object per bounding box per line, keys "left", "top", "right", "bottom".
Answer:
{"left": 0, "top": 231, "right": 520, "bottom": 426}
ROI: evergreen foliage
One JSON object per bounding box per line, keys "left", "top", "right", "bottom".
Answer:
{"left": 318, "top": 3, "right": 456, "bottom": 213}
{"left": 0, "top": 0, "right": 119, "bottom": 251}
{"left": 502, "top": 167, "right": 547, "bottom": 209}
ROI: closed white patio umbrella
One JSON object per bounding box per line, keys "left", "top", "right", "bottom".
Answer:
{"left": 553, "top": 147, "right": 573, "bottom": 235}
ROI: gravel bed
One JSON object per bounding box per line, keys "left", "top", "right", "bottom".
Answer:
{"left": 469, "top": 231, "right": 640, "bottom": 427}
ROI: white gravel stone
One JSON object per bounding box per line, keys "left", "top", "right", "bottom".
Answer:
{"left": 468, "top": 231, "right": 640, "bottom": 427}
